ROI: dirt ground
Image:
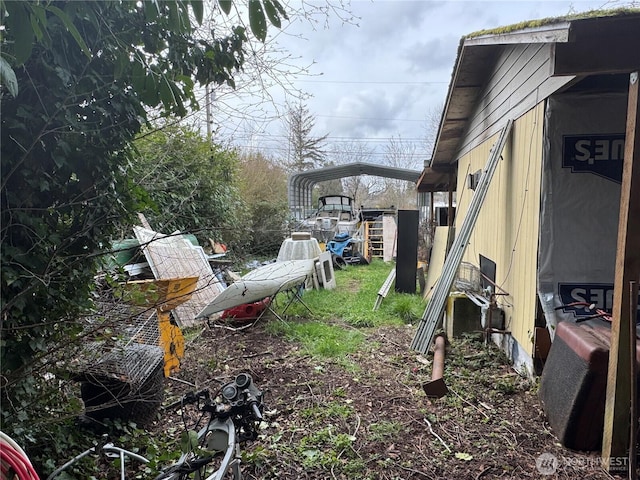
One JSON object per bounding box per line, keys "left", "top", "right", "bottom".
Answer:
{"left": 149, "top": 315, "right": 624, "bottom": 480}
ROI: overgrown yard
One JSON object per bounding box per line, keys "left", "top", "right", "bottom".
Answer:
{"left": 60, "top": 261, "right": 618, "bottom": 479}
{"left": 141, "top": 260, "right": 616, "bottom": 480}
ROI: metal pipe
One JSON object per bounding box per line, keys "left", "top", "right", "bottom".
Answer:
{"left": 432, "top": 334, "right": 445, "bottom": 381}
{"left": 423, "top": 334, "right": 448, "bottom": 399}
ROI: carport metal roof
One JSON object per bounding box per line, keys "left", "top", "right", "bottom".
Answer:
{"left": 288, "top": 162, "right": 423, "bottom": 219}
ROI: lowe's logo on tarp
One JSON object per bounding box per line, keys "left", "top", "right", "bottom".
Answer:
{"left": 558, "top": 283, "right": 640, "bottom": 321}
{"left": 562, "top": 134, "right": 625, "bottom": 183}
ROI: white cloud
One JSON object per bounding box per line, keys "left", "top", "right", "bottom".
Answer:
{"left": 214, "top": 0, "right": 606, "bottom": 159}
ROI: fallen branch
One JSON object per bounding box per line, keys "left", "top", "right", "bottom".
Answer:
{"left": 475, "top": 466, "right": 491, "bottom": 479}
{"left": 449, "top": 388, "right": 490, "bottom": 420}
{"left": 424, "top": 417, "right": 451, "bottom": 453}
{"left": 224, "top": 351, "right": 274, "bottom": 363}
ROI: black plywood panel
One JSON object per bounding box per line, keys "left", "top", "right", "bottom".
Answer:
{"left": 396, "top": 210, "right": 419, "bottom": 294}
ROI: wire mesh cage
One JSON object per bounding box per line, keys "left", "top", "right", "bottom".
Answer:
{"left": 78, "top": 303, "right": 162, "bottom": 385}
{"left": 454, "top": 262, "right": 481, "bottom": 293}
{"left": 76, "top": 302, "right": 165, "bottom": 424}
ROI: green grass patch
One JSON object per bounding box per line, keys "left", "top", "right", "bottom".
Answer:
{"left": 280, "top": 259, "right": 425, "bottom": 328}
{"left": 388, "top": 293, "right": 423, "bottom": 323}
{"left": 266, "top": 320, "right": 364, "bottom": 358}
{"left": 298, "top": 426, "right": 359, "bottom": 470}
{"left": 301, "top": 401, "right": 354, "bottom": 420}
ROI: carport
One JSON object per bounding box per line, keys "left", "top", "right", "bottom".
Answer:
{"left": 288, "top": 162, "right": 424, "bottom": 220}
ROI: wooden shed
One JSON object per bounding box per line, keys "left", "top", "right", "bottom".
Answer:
{"left": 415, "top": 9, "right": 640, "bottom": 377}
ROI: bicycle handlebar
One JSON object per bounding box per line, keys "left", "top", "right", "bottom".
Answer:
{"left": 163, "top": 388, "right": 210, "bottom": 411}
{"left": 176, "top": 374, "right": 264, "bottom": 421}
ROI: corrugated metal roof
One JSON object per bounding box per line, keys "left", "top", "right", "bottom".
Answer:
{"left": 289, "top": 162, "right": 421, "bottom": 185}
{"left": 288, "top": 162, "right": 422, "bottom": 218}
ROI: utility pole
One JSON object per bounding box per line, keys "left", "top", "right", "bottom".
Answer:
{"left": 205, "top": 84, "right": 214, "bottom": 143}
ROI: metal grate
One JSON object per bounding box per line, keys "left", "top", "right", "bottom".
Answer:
{"left": 81, "top": 342, "right": 163, "bottom": 386}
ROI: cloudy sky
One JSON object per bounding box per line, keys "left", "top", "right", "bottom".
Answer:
{"left": 209, "top": 0, "right": 611, "bottom": 167}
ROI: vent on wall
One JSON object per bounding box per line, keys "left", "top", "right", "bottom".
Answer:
{"left": 467, "top": 169, "right": 482, "bottom": 190}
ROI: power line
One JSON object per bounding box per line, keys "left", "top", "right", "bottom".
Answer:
{"left": 296, "top": 79, "right": 448, "bottom": 85}
{"left": 230, "top": 132, "right": 427, "bottom": 143}
{"left": 315, "top": 114, "right": 426, "bottom": 122}
{"left": 233, "top": 144, "right": 429, "bottom": 157}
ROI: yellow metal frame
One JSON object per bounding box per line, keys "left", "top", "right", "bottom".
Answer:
{"left": 124, "top": 276, "right": 198, "bottom": 377}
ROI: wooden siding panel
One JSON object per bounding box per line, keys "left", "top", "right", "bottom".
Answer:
{"left": 473, "top": 44, "right": 540, "bottom": 119}
{"left": 455, "top": 105, "right": 545, "bottom": 358}
{"left": 453, "top": 44, "right": 573, "bottom": 163}
{"left": 501, "top": 106, "right": 544, "bottom": 356}
{"left": 423, "top": 226, "right": 449, "bottom": 301}
{"left": 461, "top": 45, "right": 545, "bottom": 151}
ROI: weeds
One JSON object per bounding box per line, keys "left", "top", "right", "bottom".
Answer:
{"left": 266, "top": 320, "right": 364, "bottom": 358}
{"left": 389, "top": 294, "right": 423, "bottom": 323}
{"left": 298, "top": 426, "right": 358, "bottom": 471}
{"left": 369, "top": 420, "right": 402, "bottom": 441}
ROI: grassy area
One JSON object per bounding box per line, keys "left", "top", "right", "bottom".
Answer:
{"left": 265, "top": 320, "right": 365, "bottom": 358}
{"left": 277, "top": 259, "right": 425, "bottom": 327}
{"left": 266, "top": 259, "right": 426, "bottom": 359}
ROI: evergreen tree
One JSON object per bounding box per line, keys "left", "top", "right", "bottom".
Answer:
{"left": 284, "top": 101, "right": 328, "bottom": 171}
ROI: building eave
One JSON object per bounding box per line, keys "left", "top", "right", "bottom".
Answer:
{"left": 422, "top": 9, "right": 640, "bottom": 191}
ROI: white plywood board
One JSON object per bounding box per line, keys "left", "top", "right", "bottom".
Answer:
{"left": 133, "top": 226, "right": 224, "bottom": 327}
{"left": 382, "top": 215, "right": 397, "bottom": 262}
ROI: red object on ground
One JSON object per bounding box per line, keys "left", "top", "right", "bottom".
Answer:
{"left": 221, "top": 298, "right": 270, "bottom": 324}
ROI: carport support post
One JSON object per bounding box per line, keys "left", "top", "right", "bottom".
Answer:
{"left": 602, "top": 71, "right": 640, "bottom": 473}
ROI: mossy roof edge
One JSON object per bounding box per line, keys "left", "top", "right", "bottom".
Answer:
{"left": 466, "top": 7, "right": 640, "bottom": 39}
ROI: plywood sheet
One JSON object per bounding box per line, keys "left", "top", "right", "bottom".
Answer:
{"left": 424, "top": 226, "right": 448, "bottom": 301}
{"left": 382, "top": 215, "right": 397, "bottom": 262}
{"left": 133, "top": 226, "right": 224, "bottom": 327}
